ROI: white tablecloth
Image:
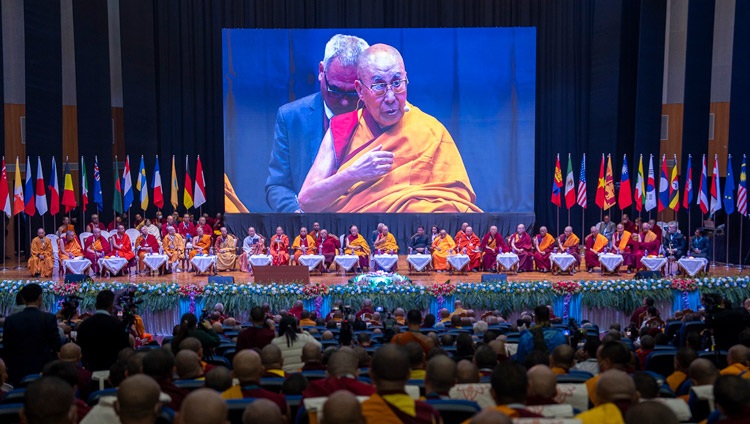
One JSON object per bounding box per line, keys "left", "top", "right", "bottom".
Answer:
{"left": 373, "top": 254, "right": 399, "bottom": 271}
{"left": 334, "top": 255, "right": 360, "bottom": 271}
{"left": 298, "top": 255, "right": 325, "bottom": 271}
{"left": 249, "top": 255, "right": 273, "bottom": 267}
{"left": 678, "top": 257, "right": 708, "bottom": 276}
{"left": 550, "top": 253, "right": 576, "bottom": 271}
{"left": 100, "top": 257, "right": 128, "bottom": 275}
{"left": 447, "top": 254, "right": 470, "bottom": 271}
{"left": 641, "top": 256, "right": 668, "bottom": 272}
{"left": 496, "top": 253, "right": 519, "bottom": 271}
{"left": 191, "top": 255, "right": 216, "bottom": 273}
{"left": 143, "top": 254, "right": 168, "bottom": 271}
{"left": 63, "top": 258, "right": 92, "bottom": 275}
{"left": 599, "top": 253, "right": 624, "bottom": 272}
{"left": 407, "top": 254, "right": 432, "bottom": 271}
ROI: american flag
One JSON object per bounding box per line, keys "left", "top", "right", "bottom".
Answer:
{"left": 577, "top": 153, "right": 587, "bottom": 208}
{"left": 738, "top": 154, "right": 747, "bottom": 216}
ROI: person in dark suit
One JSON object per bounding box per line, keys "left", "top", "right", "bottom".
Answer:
{"left": 689, "top": 228, "right": 710, "bottom": 259}
{"left": 663, "top": 221, "right": 686, "bottom": 260}
{"left": 76, "top": 290, "right": 130, "bottom": 371}
{"left": 264, "top": 34, "right": 369, "bottom": 212}
{"left": 3, "top": 283, "right": 61, "bottom": 385}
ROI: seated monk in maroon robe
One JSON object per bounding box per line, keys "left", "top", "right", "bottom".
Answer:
{"left": 510, "top": 224, "right": 534, "bottom": 272}
{"left": 301, "top": 350, "right": 374, "bottom": 399}
{"left": 480, "top": 226, "right": 508, "bottom": 271}
{"left": 555, "top": 226, "right": 581, "bottom": 273}
{"left": 635, "top": 223, "right": 660, "bottom": 270}
{"left": 584, "top": 226, "right": 610, "bottom": 272}
{"left": 612, "top": 224, "right": 636, "bottom": 273}
{"left": 532, "top": 226, "right": 555, "bottom": 272}
{"left": 84, "top": 229, "right": 112, "bottom": 275}
{"left": 316, "top": 229, "right": 341, "bottom": 270}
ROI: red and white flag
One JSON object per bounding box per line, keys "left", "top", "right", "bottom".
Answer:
{"left": 193, "top": 155, "right": 206, "bottom": 209}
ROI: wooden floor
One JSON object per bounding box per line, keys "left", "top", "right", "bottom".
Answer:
{"left": 2, "top": 256, "right": 746, "bottom": 286}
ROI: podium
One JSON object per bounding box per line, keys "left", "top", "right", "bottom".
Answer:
{"left": 252, "top": 265, "right": 310, "bottom": 285}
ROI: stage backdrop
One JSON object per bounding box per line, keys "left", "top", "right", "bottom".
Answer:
{"left": 223, "top": 27, "right": 536, "bottom": 214}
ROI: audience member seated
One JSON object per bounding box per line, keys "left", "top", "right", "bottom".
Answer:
{"left": 142, "top": 348, "right": 188, "bottom": 411}
{"left": 222, "top": 350, "right": 290, "bottom": 420}
{"left": 550, "top": 344, "right": 575, "bottom": 375}
{"left": 424, "top": 355, "right": 456, "bottom": 400}
{"left": 636, "top": 335, "right": 655, "bottom": 368}
{"left": 205, "top": 366, "right": 233, "bottom": 393}
{"left": 474, "top": 345, "right": 497, "bottom": 377}
{"left": 355, "top": 299, "right": 375, "bottom": 320}
{"left": 58, "top": 343, "right": 93, "bottom": 399}
{"left": 526, "top": 365, "right": 559, "bottom": 406}
{"left": 405, "top": 342, "right": 427, "bottom": 380}
{"left": 323, "top": 390, "right": 366, "bottom": 424}
{"left": 720, "top": 345, "right": 749, "bottom": 376}
{"left": 712, "top": 375, "right": 750, "bottom": 423}
{"left": 179, "top": 337, "right": 215, "bottom": 374}
{"left": 113, "top": 374, "right": 164, "bottom": 424}
{"left": 42, "top": 360, "right": 91, "bottom": 420}
{"left": 77, "top": 290, "right": 131, "bottom": 372}
{"left": 632, "top": 372, "right": 659, "bottom": 401}
{"left": 485, "top": 361, "right": 543, "bottom": 418}
{"left": 468, "top": 409, "right": 512, "bottom": 424}
{"left": 456, "top": 360, "right": 480, "bottom": 384}
{"left": 261, "top": 344, "right": 288, "bottom": 378}
{"left": 687, "top": 358, "right": 720, "bottom": 422}
{"left": 575, "top": 369, "right": 640, "bottom": 424}
{"left": 170, "top": 312, "right": 221, "bottom": 357}
{"left": 242, "top": 398, "right": 284, "bottom": 424}
{"left": 301, "top": 342, "right": 327, "bottom": 371}
{"left": 177, "top": 388, "right": 228, "bottom": 424}
{"left": 585, "top": 341, "right": 631, "bottom": 406}
{"left": 281, "top": 373, "right": 309, "bottom": 396}
{"left": 302, "top": 348, "right": 374, "bottom": 398}
{"left": 273, "top": 316, "right": 322, "bottom": 373}
{"left": 175, "top": 350, "right": 205, "bottom": 381}
{"left": 390, "top": 309, "right": 435, "bottom": 354}
{"left": 667, "top": 347, "right": 697, "bottom": 395}
{"left": 361, "top": 344, "right": 440, "bottom": 424}
{"left": 236, "top": 306, "right": 275, "bottom": 352}
{"left": 515, "top": 305, "right": 567, "bottom": 365}
{"left": 455, "top": 333, "right": 476, "bottom": 362}
{"left": 21, "top": 376, "right": 77, "bottom": 424}
{"left": 624, "top": 401, "right": 679, "bottom": 424}
{"left": 300, "top": 310, "right": 317, "bottom": 327}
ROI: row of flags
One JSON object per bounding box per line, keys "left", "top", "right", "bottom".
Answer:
{"left": 0, "top": 155, "right": 208, "bottom": 218}
{"left": 551, "top": 153, "right": 748, "bottom": 217}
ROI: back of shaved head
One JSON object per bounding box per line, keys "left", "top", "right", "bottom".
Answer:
{"left": 456, "top": 360, "right": 480, "bottom": 384}
{"left": 527, "top": 365, "right": 557, "bottom": 399}
{"left": 178, "top": 389, "right": 228, "bottom": 424}
{"left": 371, "top": 344, "right": 410, "bottom": 383}
{"left": 470, "top": 409, "right": 512, "bottom": 424}
{"left": 178, "top": 337, "right": 202, "bottom": 354}
{"left": 242, "top": 398, "right": 283, "bottom": 424}
{"left": 322, "top": 390, "right": 365, "bottom": 424}
{"left": 327, "top": 349, "right": 359, "bottom": 377}
{"left": 597, "top": 369, "right": 637, "bottom": 404}
{"left": 116, "top": 375, "right": 161, "bottom": 421}
{"left": 425, "top": 355, "right": 457, "bottom": 393}
{"left": 302, "top": 342, "right": 322, "bottom": 362}
{"left": 689, "top": 358, "right": 719, "bottom": 386}
{"left": 261, "top": 343, "right": 283, "bottom": 367}
{"left": 233, "top": 349, "right": 263, "bottom": 383}
{"left": 624, "top": 401, "right": 678, "bottom": 424}
{"left": 59, "top": 343, "right": 81, "bottom": 362}
{"left": 727, "top": 344, "right": 749, "bottom": 365}
{"left": 23, "top": 376, "right": 76, "bottom": 424}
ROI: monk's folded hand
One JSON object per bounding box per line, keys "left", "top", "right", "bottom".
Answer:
{"left": 345, "top": 145, "right": 394, "bottom": 181}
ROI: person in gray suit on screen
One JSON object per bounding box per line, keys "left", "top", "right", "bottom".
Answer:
{"left": 265, "top": 34, "right": 369, "bottom": 212}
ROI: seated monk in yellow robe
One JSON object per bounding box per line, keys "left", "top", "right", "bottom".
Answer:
{"left": 162, "top": 230, "right": 185, "bottom": 270}
{"left": 189, "top": 229, "right": 212, "bottom": 260}
{"left": 584, "top": 226, "right": 610, "bottom": 272}
{"left": 344, "top": 226, "right": 370, "bottom": 270}
{"left": 214, "top": 229, "right": 238, "bottom": 271}
{"left": 291, "top": 228, "right": 317, "bottom": 265}
{"left": 556, "top": 227, "right": 581, "bottom": 272}
{"left": 532, "top": 226, "right": 555, "bottom": 272}
{"left": 431, "top": 230, "right": 456, "bottom": 271}
{"left": 59, "top": 232, "right": 84, "bottom": 260}
{"left": 28, "top": 230, "right": 54, "bottom": 278}
{"left": 373, "top": 227, "right": 398, "bottom": 271}
{"left": 269, "top": 228, "right": 290, "bottom": 266}
{"left": 297, "top": 44, "right": 481, "bottom": 214}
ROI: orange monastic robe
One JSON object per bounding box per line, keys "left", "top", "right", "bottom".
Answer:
{"left": 111, "top": 233, "right": 135, "bottom": 261}
{"left": 323, "top": 105, "right": 482, "bottom": 213}
{"left": 270, "top": 234, "right": 290, "bottom": 266}
{"left": 457, "top": 233, "right": 482, "bottom": 270}
{"left": 585, "top": 233, "right": 610, "bottom": 269}
{"left": 28, "top": 237, "right": 54, "bottom": 277}
{"left": 533, "top": 233, "right": 556, "bottom": 271}
{"left": 163, "top": 233, "right": 185, "bottom": 264}
{"left": 375, "top": 232, "right": 399, "bottom": 254}
{"left": 189, "top": 235, "right": 212, "bottom": 260}
{"left": 432, "top": 235, "right": 456, "bottom": 271}
{"left": 61, "top": 237, "right": 84, "bottom": 259}
{"left": 292, "top": 234, "right": 317, "bottom": 265}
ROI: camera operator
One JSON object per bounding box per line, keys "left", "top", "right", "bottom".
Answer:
{"left": 76, "top": 290, "right": 130, "bottom": 371}
{"left": 701, "top": 293, "right": 750, "bottom": 351}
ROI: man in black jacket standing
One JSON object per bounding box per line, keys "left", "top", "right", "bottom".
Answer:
{"left": 3, "top": 283, "right": 61, "bottom": 385}
{"left": 76, "top": 290, "right": 130, "bottom": 371}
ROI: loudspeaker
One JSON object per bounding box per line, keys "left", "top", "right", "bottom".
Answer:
{"left": 64, "top": 274, "right": 90, "bottom": 284}
{"left": 635, "top": 270, "right": 661, "bottom": 280}
{"left": 208, "top": 276, "right": 235, "bottom": 285}
{"left": 481, "top": 273, "right": 507, "bottom": 283}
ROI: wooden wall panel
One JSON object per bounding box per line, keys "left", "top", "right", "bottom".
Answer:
{"left": 4, "top": 103, "right": 26, "bottom": 162}
{"left": 709, "top": 102, "right": 729, "bottom": 173}
{"left": 661, "top": 103, "right": 684, "bottom": 160}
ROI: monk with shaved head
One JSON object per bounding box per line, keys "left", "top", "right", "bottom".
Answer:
{"left": 176, "top": 388, "right": 227, "bottom": 424}
{"left": 576, "top": 369, "right": 639, "bottom": 424}
{"left": 115, "top": 375, "right": 162, "bottom": 424}
{"left": 222, "top": 350, "right": 289, "bottom": 420}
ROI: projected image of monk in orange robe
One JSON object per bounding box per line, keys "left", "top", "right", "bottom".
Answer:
{"left": 297, "top": 44, "right": 482, "bottom": 213}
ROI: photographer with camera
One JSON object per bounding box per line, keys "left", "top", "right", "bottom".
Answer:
{"left": 76, "top": 290, "right": 130, "bottom": 371}
{"left": 700, "top": 293, "right": 750, "bottom": 352}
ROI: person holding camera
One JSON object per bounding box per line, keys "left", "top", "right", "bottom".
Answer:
{"left": 76, "top": 290, "right": 130, "bottom": 372}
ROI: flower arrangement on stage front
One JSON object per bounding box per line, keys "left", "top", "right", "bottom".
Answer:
{"left": 671, "top": 279, "right": 698, "bottom": 292}
{"left": 348, "top": 271, "right": 412, "bottom": 287}
{"left": 426, "top": 281, "right": 457, "bottom": 297}
{"left": 302, "top": 283, "right": 329, "bottom": 299}
{"left": 551, "top": 281, "right": 582, "bottom": 295}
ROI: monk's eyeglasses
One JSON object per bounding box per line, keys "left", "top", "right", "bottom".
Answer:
{"left": 324, "top": 73, "right": 358, "bottom": 99}
{"left": 361, "top": 78, "right": 409, "bottom": 97}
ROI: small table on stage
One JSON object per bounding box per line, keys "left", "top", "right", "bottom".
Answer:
{"left": 550, "top": 253, "right": 577, "bottom": 275}
{"left": 447, "top": 254, "right": 470, "bottom": 274}
{"left": 143, "top": 254, "right": 169, "bottom": 275}
{"left": 191, "top": 255, "right": 217, "bottom": 274}
{"left": 407, "top": 254, "right": 432, "bottom": 274}
{"left": 373, "top": 254, "right": 399, "bottom": 272}
{"left": 298, "top": 255, "right": 325, "bottom": 274}
{"left": 678, "top": 257, "right": 709, "bottom": 277}
{"left": 641, "top": 256, "right": 668, "bottom": 275}
{"left": 496, "top": 253, "right": 519, "bottom": 274}
{"left": 100, "top": 257, "right": 129, "bottom": 276}
{"left": 599, "top": 253, "right": 624, "bottom": 274}
{"left": 248, "top": 255, "right": 273, "bottom": 269}
{"left": 63, "top": 258, "right": 92, "bottom": 275}
{"left": 334, "top": 255, "right": 359, "bottom": 274}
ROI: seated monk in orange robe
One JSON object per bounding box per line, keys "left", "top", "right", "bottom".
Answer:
{"left": 135, "top": 228, "right": 161, "bottom": 272}
{"left": 584, "top": 226, "right": 610, "bottom": 272}
{"left": 635, "top": 223, "right": 660, "bottom": 270}
{"left": 291, "top": 227, "right": 317, "bottom": 265}
{"left": 612, "top": 224, "right": 636, "bottom": 272}
{"left": 297, "top": 44, "right": 481, "bottom": 214}
{"left": 188, "top": 227, "right": 212, "bottom": 261}
{"left": 59, "top": 231, "right": 84, "bottom": 260}
{"left": 532, "top": 226, "right": 555, "bottom": 272}
{"left": 457, "top": 226, "right": 482, "bottom": 271}
{"left": 453, "top": 222, "right": 469, "bottom": 247}
{"left": 84, "top": 229, "right": 112, "bottom": 275}
{"left": 28, "top": 229, "right": 54, "bottom": 278}
{"left": 110, "top": 226, "right": 136, "bottom": 261}
{"left": 511, "top": 224, "right": 534, "bottom": 272}
{"left": 269, "top": 227, "right": 290, "bottom": 266}
{"left": 555, "top": 226, "right": 581, "bottom": 272}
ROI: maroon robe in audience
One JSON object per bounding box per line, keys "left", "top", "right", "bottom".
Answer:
{"left": 302, "top": 376, "right": 375, "bottom": 399}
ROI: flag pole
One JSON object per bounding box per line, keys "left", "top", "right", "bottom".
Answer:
{"left": 15, "top": 214, "right": 21, "bottom": 270}
{"left": 114, "top": 155, "right": 118, "bottom": 227}
{"left": 1, "top": 214, "right": 6, "bottom": 272}
{"left": 556, "top": 206, "right": 560, "bottom": 239}
{"left": 739, "top": 216, "right": 744, "bottom": 273}
{"left": 725, "top": 213, "right": 731, "bottom": 269}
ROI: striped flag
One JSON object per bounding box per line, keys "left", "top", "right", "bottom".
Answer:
{"left": 61, "top": 158, "right": 77, "bottom": 213}
{"left": 577, "top": 154, "right": 587, "bottom": 208}
{"left": 710, "top": 154, "right": 721, "bottom": 216}
{"left": 170, "top": 155, "right": 179, "bottom": 210}
{"left": 698, "top": 154, "right": 709, "bottom": 214}
{"left": 682, "top": 155, "right": 693, "bottom": 210}
{"left": 183, "top": 155, "right": 194, "bottom": 209}
{"left": 193, "top": 155, "right": 207, "bottom": 209}
{"left": 669, "top": 155, "right": 679, "bottom": 211}
{"left": 136, "top": 155, "right": 149, "bottom": 210}
{"left": 645, "top": 155, "right": 657, "bottom": 212}
{"left": 35, "top": 157, "right": 47, "bottom": 216}
{"left": 738, "top": 155, "right": 747, "bottom": 216}
{"left": 153, "top": 156, "right": 164, "bottom": 209}
{"left": 80, "top": 157, "right": 89, "bottom": 210}
{"left": 634, "top": 154, "right": 645, "bottom": 212}
{"left": 564, "top": 154, "right": 576, "bottom": 209}
{"left": 603, "top": 154, "right": 615, "bottom": 210}
{"left": 122, "top": 156, "right": 133, "bottom": 210}
{"left": 724, "top": 154, "right": 735, "bottom": 215}
{"left": 595, "top": 154, "right": 605, "bottom": 209}
{"left": 113, "top": 160, "right": 123, "bottom": 215}
{"left": 93, "top": 157, "right": 103, "bottom": 211}
{"left": 618, "top": 154, "right": 632, "bottom": 210}
{"left": 0, "top": 158, "right": 10, "bottom": 217}
{"left": 550, "top": 153, "right": 562, "bottom": 207}
{"left": 24, "top": 156, "right": 35, "bottom": 216}
{"left": 49, "top": 157, "right": 60, "bottom": 216}
{"left": 658, "top": 155, "right": 669, "bottom": 213}
{"left": 13, "top": 157, "right": 24, "bottom": 215}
